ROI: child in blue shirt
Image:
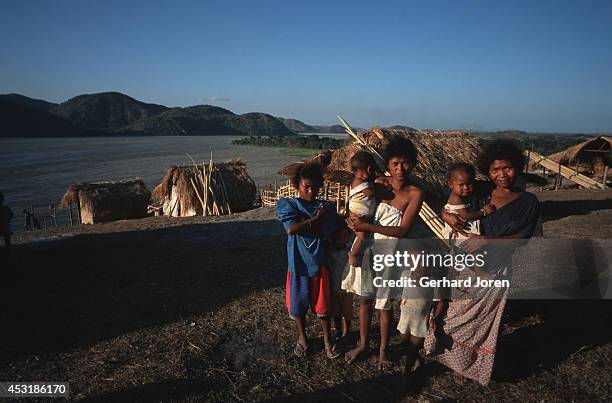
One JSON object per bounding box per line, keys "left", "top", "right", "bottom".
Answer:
{"left": 276, "top": 163, "right": 339, "bottom": 359}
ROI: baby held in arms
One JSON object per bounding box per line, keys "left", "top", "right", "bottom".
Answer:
{"left": 347, "top": 151, "right": 380, "bottom": 267}
{"left": 443, "top": 162, "right": 496, "bottom": 246}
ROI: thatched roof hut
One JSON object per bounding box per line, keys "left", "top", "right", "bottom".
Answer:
{"left": 152, "top": 159, "right": 256, "bottom": 217}
{"left": 280, "top": 127, "right": 482, "bottom": 209}
{"left": 547, "top": 136, "right": 611, "bottom": 177}
{"left": 60, "top": 179, "right": 151, "bottom": 224}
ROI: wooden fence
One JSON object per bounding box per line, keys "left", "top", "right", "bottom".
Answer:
{"left": 260, "top": 180, "right": 351, "bottom": 214}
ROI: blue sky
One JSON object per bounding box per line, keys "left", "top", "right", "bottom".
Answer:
{"left": 2, "top": 0, "right": 611, "bottom": 132}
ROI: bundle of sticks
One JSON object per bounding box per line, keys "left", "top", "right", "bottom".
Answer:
{"left": 188, "top": 156, "right": 233, "bottom": 217}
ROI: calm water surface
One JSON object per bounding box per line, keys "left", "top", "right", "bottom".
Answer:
{"left": 0, "top": 136, "right": 307, "bottom": 209}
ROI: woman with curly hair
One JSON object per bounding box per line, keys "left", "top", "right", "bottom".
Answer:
{"left": 425, "top": 139, "right": 542, "bottom": 385}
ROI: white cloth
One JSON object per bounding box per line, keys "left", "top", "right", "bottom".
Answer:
{"left": 348, "top": 182, "right": 376, "bottom": 217}
{"left": 373, "top": 203, "right": 403, "bottom": 240}
{"left": 341, "top": 264, "right": 364, "bottom": 296}
{"left": 372, "top": 203, "right": 403, "bottom": 309}
{"left": 441, "top": 203, "right": 480, "bottom": 247}
{"left": 397, "top": 299, "right": 433, "bottom": 338}
{"left": 341, "top": 201, "right": 403, "bottom": 297}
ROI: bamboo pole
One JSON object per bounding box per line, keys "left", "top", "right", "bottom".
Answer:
{"left": 190, "top": 178, "right": 206, "bottom": 213}
{"left": 337, "top": 115, "right": 445, "bottom": 239}
{"left": 207, "top": 159, "right": 214, "bottom": 214}
{"left": 603, "top": 166, "right": 609, "bottom": 190}
{"left": 525, "top": 150, "right": 603, "bottom": 189}
{"left": 344, "top": 184, "right": 350, "bottom": 214}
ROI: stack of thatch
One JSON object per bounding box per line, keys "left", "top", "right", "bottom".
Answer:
{"left": 60, "top": 179, "right": 151, "bottom": 224}
{"left": 323, "top": 127, "right": 482, "bottom": 208}
{"left": 152, "top": 159, "right": 256, "bottom": 217}
{"left": 277, "top": 150, "right": 333, "bottom": 177}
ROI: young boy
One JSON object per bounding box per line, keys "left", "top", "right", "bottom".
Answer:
{"left": 0, "top": 192, "right": 14, "bottom": 255}
{"left": 442, "top": 162, "right": 496, "bottom": 247}
{"left": 327, "top": 221, "right": 353, "bottom": 344}
{"left": 347, "top": 151, "right": 379, "bottom": 267}
{"left": 276, "top": 163, "right": 340, "bottom": 359}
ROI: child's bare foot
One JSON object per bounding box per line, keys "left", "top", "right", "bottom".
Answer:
{"left": 453, "top": 372, "right": 468, "bottom": 384}
{"left": 345, "top": 345, "right": 368, "bottom": 364}
{"left": 377, "top": 349, "right": 393, "bottom": 370}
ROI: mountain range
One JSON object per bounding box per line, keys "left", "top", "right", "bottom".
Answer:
{"left": 0, "top": 92, "right": 360, "bottom": 137}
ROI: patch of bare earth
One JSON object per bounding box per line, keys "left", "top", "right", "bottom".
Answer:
{"left": 2, "top": 189, "right": 611, "bottom": 401}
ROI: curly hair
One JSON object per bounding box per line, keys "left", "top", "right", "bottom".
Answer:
{"left": 384, "top": 136, "right": 418, "bottom": 167}
{"left": 448, "top": 162, "right": 476, "bottom": 180}
{"left": 290, "top": 163, "right": 324, "bottom": 189}
{"left": 477, "top": 139, "right": 525, "bottom": 175}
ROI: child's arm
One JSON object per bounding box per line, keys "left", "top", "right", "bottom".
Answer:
{"left": 349, "top": 188, "right": 423, "bottom": 238}
{"left": 454, "top": 207, "right": 484, "bottom": 221}
{"left": 286, "top": 207, "right": 326, "bottom": 235}
{"left": 454, "top": 202, "right": 496, "bottom": 221}
{"left": 429, "top": 300, "right": 447, "bottom": 332}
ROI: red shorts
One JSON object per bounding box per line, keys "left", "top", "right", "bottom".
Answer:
{"left": 286, "top": 266, "right": 331, "bottom": 319}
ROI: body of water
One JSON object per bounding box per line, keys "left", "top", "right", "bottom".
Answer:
{"left": 0, "top": 136, "right": 308, "bottom": 210}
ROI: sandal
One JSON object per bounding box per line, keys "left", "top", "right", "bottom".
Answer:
{"left": 325, "top": 335, "right": 341, "bottom": 359}
{"left": 294, "top": 342, "right": 308, "bottom": 358}
{"left": 326, "top": 344, "right": 341, "bottom": 359}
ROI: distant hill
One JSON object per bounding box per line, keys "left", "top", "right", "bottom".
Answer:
{"left": 0, "top": 101, "right": 99, "bottom": 137}
{"left": 0, "top": 91, "right": 297, "bottom": 137}
{"left": 0, "top": 93, "right": 57, "bottom": 111}
{"left": 388, "top": 125, "right": 417, "bottom": 131}
{"left": 50, "top": 92, "right": 169, "bottom": 131}
{"left": 239, "top": 112, "right": 295, "bottom": 136}
{"left": 312, "top": 124, "right": 353, "bottom": 134}
{"left": 279, "top": 118, "right": 364, "bottom": 134}
{"left": 126, "top": 105, "right": 295, "bottom": 136}
{"left": 279, "top": 118, "right": 317, "bottom": 133}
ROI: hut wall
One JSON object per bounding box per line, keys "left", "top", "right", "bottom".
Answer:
{"left": 62, "top": 180, "right": 151, "bottom": 224}
{"left": 79, "top": 202, "right": 94, "bottom": 225}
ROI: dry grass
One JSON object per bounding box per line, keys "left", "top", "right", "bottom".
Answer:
{"left": 60, "top": 179, "right": 151, "bottom": 224}
{"left": 152, "top": 159, "right": 257, "bottom": 215}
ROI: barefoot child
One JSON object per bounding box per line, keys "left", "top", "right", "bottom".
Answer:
{"left": 0, "top": 192, "right": 13, "bottom": 255}
{"left": 347, "top": 151, "right": 379, "bottom": 267}
{"left": 442, "top": 162, "right": 496, "bottom": 247}
{"left": 327, "top": 221, "right": 353, "bottom": 345}
{"left": 276, "top": 163, "right": 340, "bottom": 359}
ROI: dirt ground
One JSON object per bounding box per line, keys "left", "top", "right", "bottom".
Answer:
{"left": 1, "top": 189, "right": 611, "bottom": 402}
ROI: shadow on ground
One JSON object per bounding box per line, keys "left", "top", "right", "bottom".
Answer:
{"left": 0, "top": 219, "right": 287, "bottom": 361}
{"left": 541, "top": 199, "right": 612, "bottom": 222}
